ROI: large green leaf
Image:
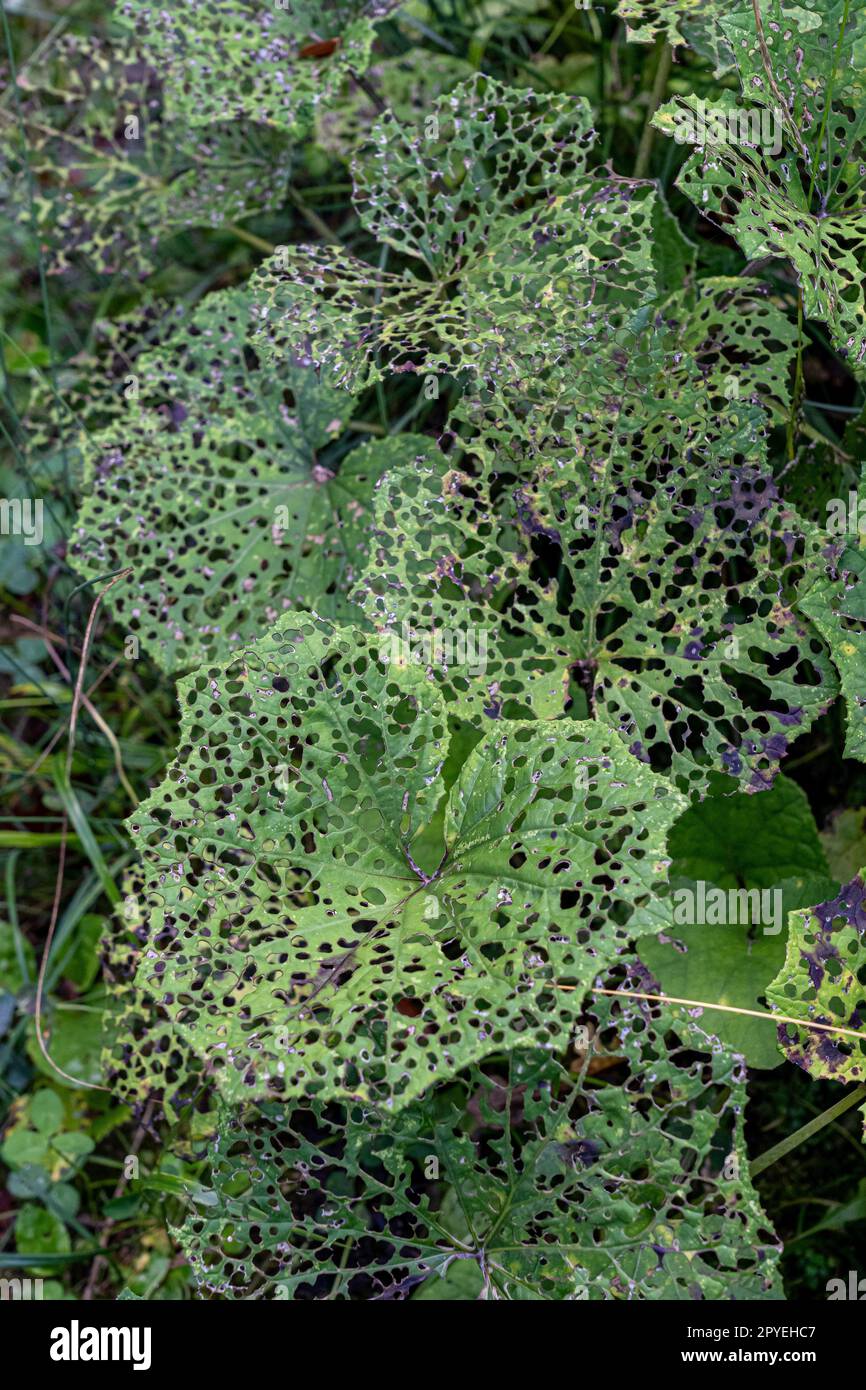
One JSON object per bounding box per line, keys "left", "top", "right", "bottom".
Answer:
{"left": 356, "top": 432, "right": 836, "bottom": 794}
{"left": 768, "top": 874, "right": 866, "bottom": 1084}
{"left": 4, "top": 34, "right": 293, "bottom": 277}
{"left": 71, "top": 289, "right": 435, "bottom": 672}
{"left": 797, "top": 542, "right": 866, "bottom": 760}
{"left": 653, "top": 1, "right": 866, "bottom": 370}
{"left": 453, "top": 275, "right": 796, "bottom": 477}
{"left": 120, "top": 0, "right": 399, "bottom": 134}
{"left": 250, "top": 75, "right": 660, "bottom": 392}
{"left": 640, "top": 774, "right": 837, "bottom": 1067}
{"left": 660, "top": 774, "right": 830, "bottom": 885}
{"left": 101, "top": 868, "right": 205, "bottom": 1124}
{"left": 176, "top": 987, "right": 780, "bottom": 1300}
{"left": 129, "top": 617, "right": 685, "bottom": 1108}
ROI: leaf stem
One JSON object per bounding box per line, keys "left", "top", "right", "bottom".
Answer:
{"left": 750, "top": 1083, "right": 866, "bottom": 1179}
{"left": 633, "top": 41, "right": 672, "bottom": 180}
{"left": 589, "top": 986, "right": 866, "bottom": 1047}
{"left": 223, "top": 222, "right": 276, "bottom": 255}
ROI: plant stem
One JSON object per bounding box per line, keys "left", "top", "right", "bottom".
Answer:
{"left": 224, "top": 222, "right": 276, "bottom": 255}
{"left": 633, "top": 41, "right": 672, "bottom": 179}
{"left": 288, "top": 190, "right": 343, "bottom": 246}
{"left": 750, "top": 1084, "right": 866, "bottom": 1179}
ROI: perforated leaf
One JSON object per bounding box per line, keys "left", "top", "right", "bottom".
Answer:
{"left": 653, "top": 1, "right": 866, "bottom": 369}
{"left": 4, "top": 33, "right": 293, "bottom": 276}
{"left": 359, "top": 280, "right": 791, "bottom": 733}
{"left": 176, "top": 986, "right": 780, "bottom": 1299}
{"left": 356, "top": 431, "right": 836, "bottom": 794}
{"left": 250, "top": 76, "right": 664, "bottom": 392}
{"left": 133, "top": 287, "right": 296, "bottom": 438}
{"left": 120, "top": 1, "right": 399, "bottom": 134}
{"left": 71, "top": 289, "right": 433, "bottom": 671}
{"left": 768, "top": 874, "right": 866, "bottom": 1083}
{"left": 129, "top": 617, "right": 685, "bottom": 1109}
{"left": 797, "top": 542, "right": 866, "bottom": 760}
{"left": 616, "top": 0, "right": 733, "bottom": 69}
{"left": 453, "top": 275, "right": 796, "bottom": 470}
{"left": 316, "top": 48, "right": 475, "bottom": 161}
{"left": 23, "top": 301, "right": 180, "bottom": 468}
{"left": 101, "top": 869, "right": 205, "bottom": 1124}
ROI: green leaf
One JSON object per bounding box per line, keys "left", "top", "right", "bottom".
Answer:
{"left": 14, "top": 1204, "right": 71, "bottom": 1259}
{"left": 129, "top": 616, "right": 685, "bottom": 1108}
{"left": 640, "top": 776, "right": 837, "bottom": 1066}
{"left": 29, "top": 1088, "right": 64, "bottom": 1137}
{"left": 356, "top": 436, "right": 835, "bottom": 794}
{"left": 664, "top": 774, "right": 830, "bottom": 885}
{"left": 250, "top": 76, "right": 662, "bottom": 392}
{"left": 61, "top": 914, "right": 104, "bottom": 992}
{"left": 120, "top": 0, "right": 399, "bottom": 135}
{"left": 177, "top": 987, "right": 781, "bottom": 1300}
{"left": 27, "top": 1003, "right": 104, "bottom": 1090}
{"left": 822, "top": 806, "right": 866, "bottom": 881}
{"left": 768, "top": 874, "right": 866, "bottom": 1083}
{"left": 7, "top": 34, "right": 294, "bottom": 276}
{"left": 46, "top": 1182, "right": 82, "bottom": 1223}
{"left": 72, "top": 288, "right": 438, "bottom": 672}
{"left": 2, "top": 1128, "right": 50, "bottom": 1168}
{"left": 653, "top": 1, "right": 866, "bottom": 370}
{"left": 51, "top": 1131, "right": 95, "bottom": 1163}
{"left": 640, "top": 880, "right": 834, "bottom": 1070}
{"left": 5, "top": 1165, "right": 79, "bottom": 1223}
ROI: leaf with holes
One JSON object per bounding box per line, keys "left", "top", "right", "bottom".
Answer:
{"left": 101, "top": 868, "right": 205, "bottom": 1125}
{"left": 653, "top": 1, "right": 866, "bottom": 370}
{"left": 71, "top": 290, "right": 436, "bottom": 671}
{"left": 768, "top": 875, "right": 866, "bottom": 1084}
{"left": 356, "top": 423, "right": 835, "bottom": 794}
{"left": 119, "top": 0, "right": 400, "bottom": 134}
{"left": 316, "top": 48, "right": 476, "bottom": 161}
{"left": 250, "top": 75, "right": 664, "bottom": 393}
{"left": 615, "top": 1, "right": 733, "bottom": 71}
{"left": 4, "top": 34, "right": 293, "bottom": 277}
{"left": 129, "top": 617, "right": 685, "bottom": 1109}
{"left": 176, "top": 984, "right": 780, "bottom": 1299}
{"left": 453, "top": 275, "right": 796, "bottom": 472}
